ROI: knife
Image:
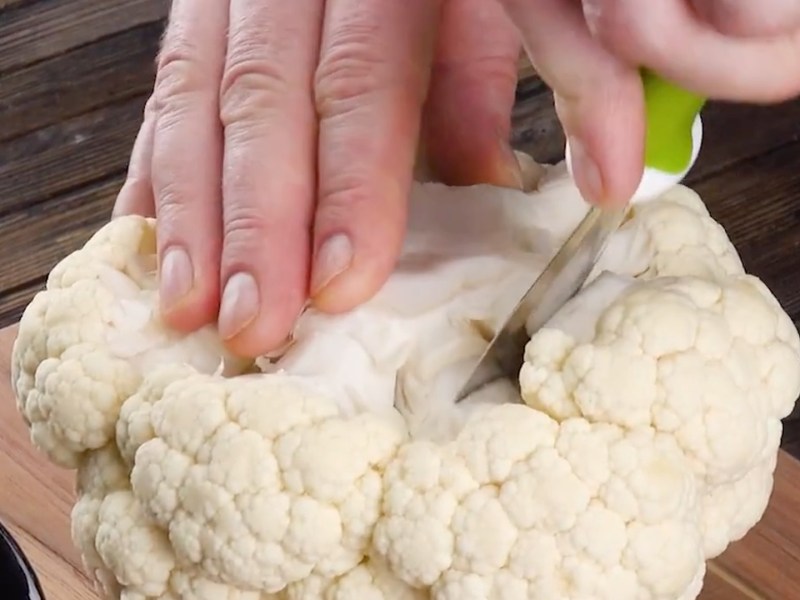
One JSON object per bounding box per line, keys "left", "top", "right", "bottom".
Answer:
{"left": 454, "top": 71, "right": 706, "bottom": 402}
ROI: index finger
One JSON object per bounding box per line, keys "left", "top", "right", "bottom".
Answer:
{"left": 501, "top": 0, "right": 645, "bottom": 206}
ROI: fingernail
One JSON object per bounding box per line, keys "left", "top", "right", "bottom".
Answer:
{"left": 568, "top": 135, "right": 604, "bottom": 204}
{"left": 160, "top": 247, "right": 194, "bottom": 309}
{"left": 219, "top": 272, "right": 259, "bottom": 340}
{"left": 310, "top": 234, "right": 353, "bottom": 297}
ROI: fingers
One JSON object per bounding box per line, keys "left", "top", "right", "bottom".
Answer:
{"left": 584, "top": 0, "right": 800, "bottom": 102}
{"left": 422, "top": 0, "right": 523, "bottom": 189}
{"left": 113, "top": 96, "right": 156, "bottom": 218}
{"left": 151, "top": 0, "right": 228, "bottom": 331}
{"left": 311, "top": 0, "right": 442, "bottom": 312}
{"left": 500, "top": 0, "right": 645, "bottom": 206}
{"left": 216, "top": 0, "right": 324, "bottom": 355}
{"left": 692, "top": 0, "right": 800, "bottom": 38}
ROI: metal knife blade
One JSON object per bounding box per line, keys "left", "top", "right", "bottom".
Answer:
{"left": 454, "top": 204, "right": 627, "bottom": 403}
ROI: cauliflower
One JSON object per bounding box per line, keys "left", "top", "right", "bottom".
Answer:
{"left": 10, "top": 159, "right": 800, "bottom": 600}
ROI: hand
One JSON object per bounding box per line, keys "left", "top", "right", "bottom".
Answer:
{"left": 115, "top": 0, "right": 800, "bottom": 360}
{"left": 114, "top": 0, "right": 523, "bottom": 357}
{"left": 496, "top": 0, "right": 800, "bottom": 207}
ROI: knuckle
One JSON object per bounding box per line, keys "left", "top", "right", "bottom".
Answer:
{"left": 153, "top": 35, "right": 212, "bottom": 112}
{"left": 153, "top": 179, "right": 194, "bottom": 222}
{"left": 219, "top": 60, "right": 294, "bottom": 127}
{"left": 315, "top": 194, "right": 365, "bottom": 232}
{"left": 584, "top": 0, "right": 663, "bottom": 63}
{"left": 314, "top": 30, "right": 393, "bottom": 117}
{"left": 319, "top": 184, "right": 366, "bottom": 224}
{"left": 318, "top": 173, "right": 402, "bottom": 227}
{"left": 223, "top": 209, "right": 275, "bottom": 250}
{"left": 223, "top": 187, "right": 315, "bottom": 241}
{"left": 452, "top": 54, "right": 519, "bottom": 90}
{"left": 153, "top": 56, "right": 204, "bottom": 112}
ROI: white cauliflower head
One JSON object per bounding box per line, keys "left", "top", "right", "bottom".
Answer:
{"left": 10, "top": 159, "right": 800, "bottom": 600}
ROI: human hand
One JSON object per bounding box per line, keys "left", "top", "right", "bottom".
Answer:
{"left": 497, "top": 0, "right": 800, "bottom": 208}
{"left": 113, "top": 0, "right": 523, "bottom": 357}
{"left": 114, "top": 0, "right": 800, "bottom": 360}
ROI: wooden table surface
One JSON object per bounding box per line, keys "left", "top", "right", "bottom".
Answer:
{"left": 1, "top": 1, "right": 800, "bottom": 597}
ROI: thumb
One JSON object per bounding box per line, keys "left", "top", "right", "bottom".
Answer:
{"left": 422, "top": 0, "right": 523, "bottom": 190}
{"left": 500, "top": 0, "right": 645, "bottom": 207}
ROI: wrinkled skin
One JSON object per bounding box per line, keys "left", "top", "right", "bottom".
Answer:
{"left": 113, "top": 0, "right": 800, "bottom": 359}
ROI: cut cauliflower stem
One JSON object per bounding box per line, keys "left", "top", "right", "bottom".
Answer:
{"left": 10, "top": 159, "right": 800, "bottom": 600}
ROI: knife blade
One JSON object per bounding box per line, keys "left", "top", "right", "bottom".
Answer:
{"left": 454, "top": 204, "right": 627, "bottom": 403}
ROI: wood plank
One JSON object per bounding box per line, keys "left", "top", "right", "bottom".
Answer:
{"left": 7, "top": 525, "right": 97, "bottom": 600}
{"left": 0, "top": 175, "right": 121, "bottom": 292}
{"left": 0, "top": 0, "right": 169, "bottom": 74}
{"left": 691, "top": 142, "right": 800, "bottom": 322}
{"left": 782, "top": 423, "right": 800, "bottom": 447}
{"left": 700, "top": 565, "right": 760, "bottom": 600}
{"left": 0, "top": 0, "right": 28, "bottom": 10}
{"left": 0, "top": 22, "right": 161, "bottom": 142}
{"left": 511, "top": 84, "right": 565, "bottom": 165}
{"left": 709, "top": 452, "right": 800, "bottom": 599}
{"left": 0, "top": 95, "right": 146, "bottom": 215}
{"left": 687, "top": 99, "right": 800, "bottom": 184}
{"left": 0, "top": 279, "right": 44, "bottom": 329}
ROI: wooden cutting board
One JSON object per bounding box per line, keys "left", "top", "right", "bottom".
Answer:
{"left": 1, "top": 324, "right": 799, "bottom": 599}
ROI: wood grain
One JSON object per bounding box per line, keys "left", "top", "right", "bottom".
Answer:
{"left": 0, "top": 0, "right": 169, "bottom": 74}
{"left": 687, "top": 100, "right": 800, "bottom": 184}
{"left": 0, "top": 324, "right": 799, "bottom": 598}
{"left": 711, "top": 452, "right": 800, "bottom": 598}
{"left": 0, "top": 22, "right": 162, "bottom": 142}
{"left": 693, "top": 141, "right": 800, "bottom": 331}
{"left": 702, "top": 565, "right": 760, "bottom": 600}
{"left": 0, "top": 95, "right": 146, "bottom": 215}
{"left": 0, "top": 280, "right": 44, "bottom": 330}
{"left": 0, "top": 176, "right": 121, "bottom": 292}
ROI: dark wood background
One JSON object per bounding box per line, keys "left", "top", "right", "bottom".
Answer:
{"left": 2, "top": 0, "right": 800, "bottom": 453}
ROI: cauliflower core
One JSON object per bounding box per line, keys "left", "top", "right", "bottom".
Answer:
{"left": 11, "top": 160, "right": 800, "bottom": 600}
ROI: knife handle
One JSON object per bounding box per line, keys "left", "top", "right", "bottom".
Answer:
{"left": 642, "top": 69, "right": 706, "bottom": 174}
{"left": 565, "top": 70, "right": 707, "bottom": 204}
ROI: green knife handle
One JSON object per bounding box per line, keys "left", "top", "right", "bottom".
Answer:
{"left": 642, "top": 69, "right": 706, "bottom": 174}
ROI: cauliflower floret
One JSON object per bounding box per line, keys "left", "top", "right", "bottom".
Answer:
{"left": 11, "top": 218, "right": 246, "bottom": 467}
{"left": 120, "top": 370, "right": 405, "bottom": 593}
{"left": 72, "top": 445, "right": 133, "bottom": 598}
{"left": 284, "top": 558, "right": 425, "bottom": 599}
{"left": 10, "top": 157, "right": 800, "bottom": 600}
{"left": 520, "top": 274, "right": 800, "bottom": 558}
{"left": 630, "top": 185, "right": 744, "bottom": 279}
{"left": 373, "top": 406, "right": 704, "bottom": 600}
